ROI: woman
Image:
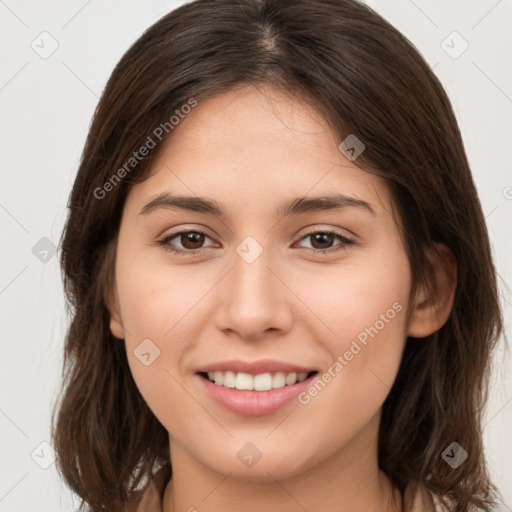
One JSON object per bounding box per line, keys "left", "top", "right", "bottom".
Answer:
{"left": 51, "top": 0, "right": 503, "bottom": 510}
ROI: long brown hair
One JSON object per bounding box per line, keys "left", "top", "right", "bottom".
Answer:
{"left": 51, "top": 0, "right": 504, "bottom": 510}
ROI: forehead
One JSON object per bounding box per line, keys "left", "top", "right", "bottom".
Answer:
{"left": 124, "top": 85, "right": 393, "bottom": 218}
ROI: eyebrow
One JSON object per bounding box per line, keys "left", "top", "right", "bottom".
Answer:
{"left": 139, "top": 192, "right": 376, "bottom": 218}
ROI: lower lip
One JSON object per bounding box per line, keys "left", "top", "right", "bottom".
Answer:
{"left": 197, "top": 372, "right": 318, "bottom": 416}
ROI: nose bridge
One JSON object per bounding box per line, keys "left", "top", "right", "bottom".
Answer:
{"left": 215, "top": 235, "right": 291, "bottom": 339}
{"left": 232, "top": 236, "right": 279, "bottom": 313}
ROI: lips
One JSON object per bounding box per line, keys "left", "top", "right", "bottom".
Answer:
{"left": 196, "top": 358, "right": 317, "bottom": 375}
{"left": 195, "top": 359, "right": 319, "bottom": 416}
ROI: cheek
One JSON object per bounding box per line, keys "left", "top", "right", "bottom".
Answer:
{"left": 292, "top": 238, "right": 410, "bottom": 350}
{"left": 116, "top": 250, "right": 207, "bottom": 346}
{"left": 115, "top": 251, "right": 235, "bottom": 438}
{"left": 291, "top": 244, "right": 410, "bottom": 424}
{"left": 289, "top": 300, "right": 407, "bottom": 469}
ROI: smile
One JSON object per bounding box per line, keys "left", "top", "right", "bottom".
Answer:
{"left": 197, "top": 370, "right": 319, "bottom": 416}
{"left": 200, "top": 370, "right": 315, "bottom": 390}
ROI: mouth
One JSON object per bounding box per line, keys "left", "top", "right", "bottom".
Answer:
{"left": 196, "top": 370, "right": 319, "bottom": 416}
{"left": 198, "top": 370, "right": 318, "bottom": 391}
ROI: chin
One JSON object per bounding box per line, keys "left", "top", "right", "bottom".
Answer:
{"left": 206, "top": 446, "right": 311, "bottom": 482}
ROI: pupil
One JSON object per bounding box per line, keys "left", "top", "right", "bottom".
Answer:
{"left": 313, "top": 233, "right": 332, "bottom": 249}
{"left": 179, "top": 232, "right": 334, "bottom": 250}
{"left": 183, "top": 232, "right": 204, "bottom": 249}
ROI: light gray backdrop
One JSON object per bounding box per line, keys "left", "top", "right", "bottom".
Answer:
{"left": 1, "top": 1, "right": 511, "bottom": 511}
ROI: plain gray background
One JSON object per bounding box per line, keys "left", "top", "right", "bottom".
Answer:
{"left": 1, "top": 1, "right": 511, "bottom": 510}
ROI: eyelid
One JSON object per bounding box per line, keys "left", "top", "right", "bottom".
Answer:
{"left": 295, "top": 224, "right": 356, "bottom": 242}
{"left": 292, "top": 229, "right": 355, "bottom": 255}
{"left": 157, "top": 226, "right": 356, "bottom": 256}
{"left": 157, "top": 228, "right": 217, "bottom": 254}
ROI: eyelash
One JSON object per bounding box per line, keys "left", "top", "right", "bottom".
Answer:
{"left": 157, "top": 229, "right": 355, "bottom": 256}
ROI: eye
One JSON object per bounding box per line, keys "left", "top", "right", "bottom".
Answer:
{"left": 157, "top": 229, "right": 216, "bottom": 255}
{"left": 295, "top": 230, "right": 355, "bottom": 254}
{"left": 157, "top": 228, "right": 355, "bottom": 256}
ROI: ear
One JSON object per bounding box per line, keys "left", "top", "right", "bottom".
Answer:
{"left": 105, "top": 282, "right": 125, "bottom": 340}
{"left": 407, "top": 243, "right": 457, "bottom": 338}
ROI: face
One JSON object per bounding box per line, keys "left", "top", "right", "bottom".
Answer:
{"left": 109, "top": 84, "right": 415, "bottom": 481}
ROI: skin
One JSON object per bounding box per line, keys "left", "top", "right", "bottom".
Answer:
{"left": 108, "top": 84, "right": 456, "bottom": 512}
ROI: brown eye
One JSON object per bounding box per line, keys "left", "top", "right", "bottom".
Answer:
{"left": 158, "top": 230, "right": 215, "bottom": 255}
{"left": 179, "top": 231, "right": 206, "bottom": 250}
{"left": 297, "top": 230, "right": 355, "bottom": 254}
{"left": 309, "top": 232, "right": 335, "bottom": 250}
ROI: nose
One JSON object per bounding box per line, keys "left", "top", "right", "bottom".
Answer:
{"left": 214, "top": 243, "right": 293, "bottom": 342}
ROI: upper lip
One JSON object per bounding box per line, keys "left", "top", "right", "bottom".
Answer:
{"left": 197, "top": 359, "right": 317, "bottom": 375}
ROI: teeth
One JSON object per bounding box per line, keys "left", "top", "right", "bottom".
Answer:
{"left": 285, "top": 372, "right": 297, "bottom": 385}
{"left": 235, "top": 372, "right": 253, "bottom": 390}
{"left": 255, "top": 373, "right": 273, "bottom": 391}
{"left": 223, "top": 371, "right": 236, "bottom": 388}
{"left": 272, "top": 372, "right": 286, "bottom": 389}
{"left": 205, "top": 370, "right": 311, "bottom": 390}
